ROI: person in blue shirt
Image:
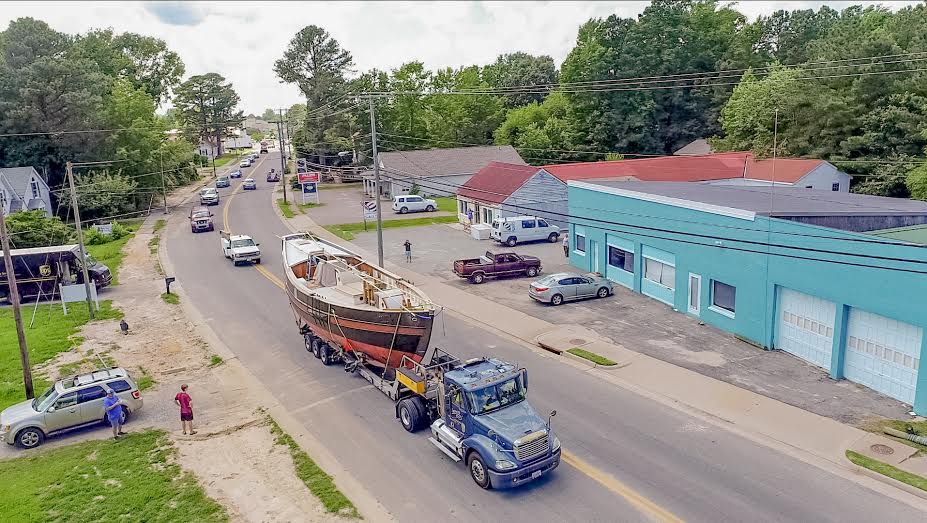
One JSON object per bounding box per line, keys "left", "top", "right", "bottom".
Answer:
{"left": 103, "top": 388, "right": 126, "bottom": 440}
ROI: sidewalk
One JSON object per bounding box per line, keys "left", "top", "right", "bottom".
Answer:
{"left": 272, "top": 187, "right": 927, "bottom": 503}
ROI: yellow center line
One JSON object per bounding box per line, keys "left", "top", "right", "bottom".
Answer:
{"left": 223, "top": 152, "right": 683, "bottom": 522}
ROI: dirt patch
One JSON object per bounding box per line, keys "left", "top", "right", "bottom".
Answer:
{"left": 177, "top": 423, "right": 346, "bottom": 523}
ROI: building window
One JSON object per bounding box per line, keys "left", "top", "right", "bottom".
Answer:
{"left": 483, "top": 207, "right": 493, "bottom": 224}
{"left": 643, "top": 258, "right": 675, "bottom": 290}
{"left": 831, "top": 182, "right": 839, "bottom": 191}
{"left": 574, "top": 233, "right": 586, "bottom": 254}
{"left": 711, "top": 280, "right": 736, "bottom": 316}
{"left": 458, "top": 199, "right": 466, "bottom": 214}
{"left": 30, "top": 179, "right": 40, "bottom": 199}
{"left": 608, "top": 246, "right": 634, "bottom": 273}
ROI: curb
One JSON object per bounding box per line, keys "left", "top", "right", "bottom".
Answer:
{"left": 845, "top": 458, "right": 927, "bottom": 502}
{"left": 155, "top": 205, "right": 395, "bottom": 522}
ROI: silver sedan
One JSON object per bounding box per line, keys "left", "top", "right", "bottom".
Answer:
{"left": 528, "top": 272, "right": 613, "bottom": 305}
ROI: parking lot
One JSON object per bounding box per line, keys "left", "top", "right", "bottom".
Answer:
{"left": 351, "top": 223, "right": 908, "bottom": 423}
{"left": 303, "top": 184, "right": 453, "bottom": 225}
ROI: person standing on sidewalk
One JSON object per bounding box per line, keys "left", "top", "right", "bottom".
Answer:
{"left": 403, "top": 240, "right": 412, "bottom": 263}
{"left": 174, "top": 384, "right": 197, "bottom": 435}
{"left": 562, "top": 235, "right": 569, "bottom": 257}
{"left": 103, "top": 388, "right": 125, "bottom": 440}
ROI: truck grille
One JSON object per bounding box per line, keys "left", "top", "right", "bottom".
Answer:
{"left": 515, "top": 432, "right": 549, "bottom": 461}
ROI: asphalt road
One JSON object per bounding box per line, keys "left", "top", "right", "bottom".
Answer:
{"left": 165, "top": 151, "right": 926, "bottom": 522}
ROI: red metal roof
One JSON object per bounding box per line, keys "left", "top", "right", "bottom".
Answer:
{"left": 542, "top": 153, "right": 752, "bottom": 182}
{"left": 457, "top": 162, "right": 541, "bottom": 204}
{"left": 744, "top": 158, "right": 824, "bottom": 183}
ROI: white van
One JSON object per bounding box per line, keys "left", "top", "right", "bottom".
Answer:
{"left": 491, "top": 216, "right": 560, "bottom": 246}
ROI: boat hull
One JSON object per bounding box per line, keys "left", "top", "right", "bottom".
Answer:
{"left": 286, "top": 279, "right": 434, "bottom": 368}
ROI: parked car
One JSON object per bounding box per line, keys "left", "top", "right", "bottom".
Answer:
{"left": 189, "top": 206, "right": 214, "bottom": 233}
{"left": 491, "top": 216, "right": 560, "bottom": 247}
{"left": 239, "top": 158, "right": 251, "bottom": 168}
{"left": 528, "top": 272, "right": 612, "bottom": 306}
{"left": 216, "top": 175, "right": 230, "bottom": 188}
{"left": 453, "top": 251, "right": 541, "bottom": 284}
{"left": 199, "top": 187, "right": 219, "bottom": 206}
{"left": 242, "top": 178, "right": 256, "bottom": 190}
{"left": 230, "top": 170, "right": 242, "bottom": 178}
{"left": 0, "top": 368, "right": 143, "bottom": 449}
{"left": 392, "top": 195, "right": 437, "bottom": 214}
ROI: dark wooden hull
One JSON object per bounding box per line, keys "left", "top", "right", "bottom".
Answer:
{"left": 286, "top": 278, "right": 434, "bottom": 368}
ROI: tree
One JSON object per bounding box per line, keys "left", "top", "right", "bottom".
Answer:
{"left": 908, "top": 162, "right": 927, "bottom": 200}
{"left": 754, "top": 7, "right": 839, "bottom": 65}
{"left": 172, "top": 73, "right": 244, "bottom": 157}
{"left": 75, "top": 170, "right": 138, "bottom": 219}
{"left": 261, "top": 108, "right": 277, "bottom": 121}
{"left": 495, "top": 92, "right": 581, "bottom": 162}
{"left": 425, "top": 66, "right": 504, "bottom": 146}
{"left": 483, "top": 52, "right": 558, "bottom": 107}
{"left": 4, "top": 210, "right": 73, "bottom": 249}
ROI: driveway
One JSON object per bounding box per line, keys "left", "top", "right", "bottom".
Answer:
{"left": 351, "top": 224, "right": 910, "bottom": 424}
{"left": 300, "top": 184, "right": 453, "bottom": 225}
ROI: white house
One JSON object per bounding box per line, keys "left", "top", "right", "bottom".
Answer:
{"left": 0, "top": 166, "right": 52, "bottom": 217}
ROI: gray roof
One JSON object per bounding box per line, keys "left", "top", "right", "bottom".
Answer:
{"left": 582, "top": 181, "right": 927, "bottom": 217}
{"left": 673, "top": 139, "right": 713, "bottom": 156}
{"left": 0, "top": 166, "right": 42, "bottom": 198}
{"left": 378, "top": 145, "right": 526, "bottom": 178}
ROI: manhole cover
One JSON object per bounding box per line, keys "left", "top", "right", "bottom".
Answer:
{"left": 569, "top": 338, "right": 587, "bottom": 346}
{"left": 870, "top": 444, "right": 895, "bottom": 455}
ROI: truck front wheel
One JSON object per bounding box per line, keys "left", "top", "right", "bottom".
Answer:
{"left": 467, "top": 452, "right": 492, "bottom": 490}
{"left": 397, "top": 398, "right": 424, "bottom": 432}
{"left": 526, "top": 266, "right": 538, "bottom": 277}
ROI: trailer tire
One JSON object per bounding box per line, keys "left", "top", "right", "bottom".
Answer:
{"left": 320, "top": 344, "right": 334, "bottom": 366}
{"left": 397, "top": 398, "right": 423, "bottom": 433}
{"left": 467, "top": 452, "right": 492, "bottom": 490}
{"left": 304, "top": 333, "right": 315, "bottom": 353}
{"left": 311, "top": 338, "right": 323, "bottom": 359}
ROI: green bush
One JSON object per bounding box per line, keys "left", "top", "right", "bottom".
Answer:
{"left": 85, "top": 222, "right": 132, "bottom": 245}
{"left": 4, "top": 210, "right": 74, "bottom": 249}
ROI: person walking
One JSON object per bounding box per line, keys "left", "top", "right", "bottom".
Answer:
{"left": 174, "top": 384, "right": 196, "bottom": 435}
{"left": 103, "top": 388, "right": 125, "bottom": 440}
{"left": 562, "top": 235, "right": 569, "bottom": 257}
{"left": 403, "top": 239, "right": 412, "bottom": 263}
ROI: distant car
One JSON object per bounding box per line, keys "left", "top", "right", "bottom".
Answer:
{"left": 200, "top": 187, "right": 219, "bottom": 206}
{"left": 189, "top": 206, "right": 214, "bottom": 233}
{"left": 239, "top": 159, "right": 251, "bottom": 168}
{"left": 266, "top": 171, "right": 280, "bottom": 182}
{"left": 528, "top": 272, "right": 612, "bottom": 306}
{"left": 0, "top": 368, "right": 143, "bottom": 449}
{"left": 230, "top": 170, "right": 242, "bottom": 179}
{"left": 392, "top": 195, "right": 437, "bottom": 214}
{"left": 216, "top": 175, "right": 230, "bottom": 188}
{"left": 242, "top": 178, "right": 256, "bottom": 190}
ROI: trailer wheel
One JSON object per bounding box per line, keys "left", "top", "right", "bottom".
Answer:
{"left": 398, "top": 398, "right": 424, "bottom": 433}
{"left": 303, "top": 333, "right": 315, "bottom": 353}
{"left": 311, "top": 338, "right": 323, "bottom": 359}
{"left": 467, "top": 452, "right": 492, "bottom": 490}
{"left": 320, "top": 344, "right": 334, "bottom": 366}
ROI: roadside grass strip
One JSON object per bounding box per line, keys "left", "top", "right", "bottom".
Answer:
{"left": 277, "top": 198, "right": 295, "bottom": 218}
{"left": 324, "top": 215, "right": 458, "bottom": 241}
{"left": 148, "top": 236, "right": 160, "bottom": 254}
{"left": 267, "top": 417, "right": 360, "bottom": 518}
{"left": 0, "top": 430, "right": 227, "bottom": 522}
{"left": 152, "top": 219, "right": 167, "bottom": 234}
{"left": 298, "top": 202, "right": 324, "bottom": 213}
{"left": 160, "top": 292, "right": 180, "bottom": 305}
{"left": 0, "top": 301, "right": 122, "bottom": 410}
{"left": 209, "top": 355, "right": 223, "bottom": 367}
{"left": 567, "top": 348, "right": 617, "bottom": 366}
{"left": 861, "top": 419, "right": 927, "bottom": 454}
{"left": 846, "top": 450, "right": 927, "bottom": 492}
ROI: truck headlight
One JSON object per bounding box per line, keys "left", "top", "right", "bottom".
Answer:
{"left": 495, "top": 460, "right": 516, "bottom": 470}
{"left": 551, "top": 436, "right": 561, "bottom": 452}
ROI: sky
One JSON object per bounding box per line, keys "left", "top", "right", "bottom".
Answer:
{"left": 2, "top": 1, "right": 922, "bottom": 115}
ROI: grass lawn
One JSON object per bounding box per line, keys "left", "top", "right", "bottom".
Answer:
{"left": 0, "top": 430, "right": 227, "bottom": 522}
{"left": 860, "top": 419, "right": 927, "bottom": 454}
{"left": 435, "top": 196, "right": 457, "bottom": 213}
{"left": 846, "top": 450, "right": 927, "bottom": 492}
{"left": 567, "top": 348, "right": 617, "bottom": 366}
{"left": 212, "top": 155, "right": 238, "bottom": 168}
{"left": 277, "top": 198, "right": 295, "bottom": 219}
{"left": 160, "top": 292, "right": 179, "bottom": 305}
{"left": 324, "top": 215, "right": 458, "bottom": 241}
{"left": 267, "top": 418, "right": 359, "bottom": 518}
{"left": 0, "top": 301, "right": 122, "bottom": 410}
{"left": 86, "top": 222, "right": 140, "bottom": 286}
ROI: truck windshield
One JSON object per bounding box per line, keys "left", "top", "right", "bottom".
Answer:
{"left": 467, "top": 375, "right": 526, "bottom": 415}
{"left": 231, "top": 239, "right": 255, "bottom": 248}
{"left": 192, "top": 211, "right": 209, "bottom": 219}
{"left": 33, "top": 386, "right": 57, "bottom": 411}
{"left": 84, "top": 254, "right": 98, "bottom": 268}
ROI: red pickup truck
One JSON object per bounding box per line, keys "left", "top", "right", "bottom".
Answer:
{"left": 453, "top": 251, "right": 542, "bottom": 284}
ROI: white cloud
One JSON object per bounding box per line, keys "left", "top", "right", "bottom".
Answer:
{"left": 0, "top": 1, "right": 920, "bottom": 114}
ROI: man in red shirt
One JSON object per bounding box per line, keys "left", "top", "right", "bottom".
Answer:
{"left": 174, "top": 384, "right": 196, "bottom": 435}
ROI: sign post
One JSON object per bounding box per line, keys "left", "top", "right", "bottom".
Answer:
{"left": 298, "top": 171, "right": 320, "bottom": 205}
{"left": 363, "top": 201, "right": 377, "bottom": 231}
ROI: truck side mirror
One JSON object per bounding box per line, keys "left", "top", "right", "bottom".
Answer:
{"left": 521, "top": 368, "right": 528, "bottom": 391}
{"left": 548, "top": 409, "right": 556, "bottom": 429}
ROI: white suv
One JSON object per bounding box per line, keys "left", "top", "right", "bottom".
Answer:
{"left": 392, "top": 195, "right": 437, "bottom": 214}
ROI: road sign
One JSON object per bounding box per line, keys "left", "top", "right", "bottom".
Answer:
{"left": 298, "top": 171, "right": 320, "bottom": 184}
{"left": 363, "top": 201, "right": 377, "bottom": 220}
{"left": 302, "top": 183, "right": 317, "bottom": 194}
{"left": 92, "top": 223, "right": 113, "bottom": 235}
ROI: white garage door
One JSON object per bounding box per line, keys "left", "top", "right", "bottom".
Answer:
{"left": 845, "top": 309, "right": 922, "bottom": 405}
{"left": 776, "top": 288, "right": 836, "bottom": 371}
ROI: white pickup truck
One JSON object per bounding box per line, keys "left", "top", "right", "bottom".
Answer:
{"left": 220, "top": 231, "right": 261, "bottom": 266}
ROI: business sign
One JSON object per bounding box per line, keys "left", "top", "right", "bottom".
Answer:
{"left": 301, "top": 179, "right": 320, "bottom": 205}
{"left": 302, "top": 183, "right": 317, "bottom": 194}
{"left": 298, "top": 171, "right": 320, "bottom": 184}
{"left": 92, "top": 223, "right": 113, "bottom": 235}
{"left": 363, "top": 201, "right": 377, "bottom": 220}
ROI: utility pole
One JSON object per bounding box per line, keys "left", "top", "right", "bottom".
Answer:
{"left": 0, "top": 194, "right": 34, "bottom": 399}
{"left": 159, "top": 149, "right": 168, "bottom": 214}
{"left": 278, "top": 108, "right": 288, "bottom": 203}
{"left": 66, "top": 162, "right": 95, "bottom": 319}
{"left": 368, "top": 96, "right": 384, "bottom": 267}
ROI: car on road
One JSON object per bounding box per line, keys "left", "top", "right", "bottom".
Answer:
{"left": 491, "top": 216, "right": 560, "bottom": 247}
{"left": 199, "top": 187, "right": 219, "bottom": 206}
{"left": 392, "top": 195, "right": 437, "bottom": 214}
{"left": 239, "top": 158, "right": 252, "bottom": 168}
{"left": 220, "top": 231, "right": 261, "bottom": 265}
{"left": 230, "top": 170, "right": 242, "bottom": 178}
{"left": 0, "top": 368, "right": 143, "bottom": 449}
{"left": 242, "top": 178, "right": 256, "bottom": 190}
{"left": 266, "top": 170, "right": 280, "bottom": 182}
{"left": 453, "top": 251, "right": 541, "bottom": 284}
{"left": 216, "top": 175, "right": 230, "bottom": 188}
{"left": 529, "top": 272, "right": 613, "bottom": 305}
{"left": 189, "top": 206, "right": 214, "bottom": 233}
